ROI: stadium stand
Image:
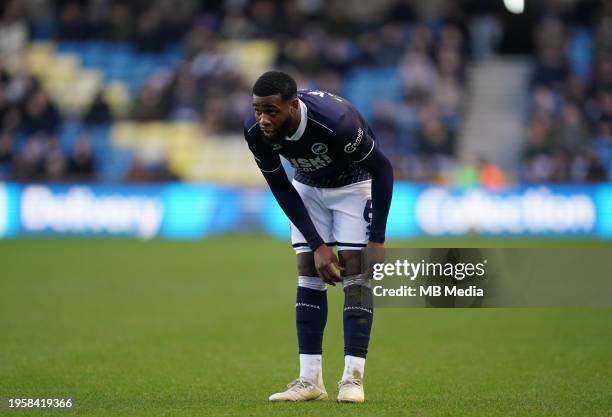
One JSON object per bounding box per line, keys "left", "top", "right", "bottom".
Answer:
{"left": 520, "top": 0, "right": 612, "bottom": 183}
{"left": 0, "top": 0, "right": 609, "bottom": 185}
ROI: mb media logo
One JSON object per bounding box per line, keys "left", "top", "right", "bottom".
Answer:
{"left": 311, "top": 143, "right": 328, "bottom": 155}
{"left": 0, "top": 184, "right": 7, "bottom": 237}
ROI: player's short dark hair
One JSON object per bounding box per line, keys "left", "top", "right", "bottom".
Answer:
{"left": 252, "top": 71, "right": 297, "bottom": 101}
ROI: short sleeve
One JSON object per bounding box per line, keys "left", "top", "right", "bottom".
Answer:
{"left": 334, "top": 112, "right": 376, "bottom": 162}
{"left": 244, "top": 126, "right": 282, "bottom": 173}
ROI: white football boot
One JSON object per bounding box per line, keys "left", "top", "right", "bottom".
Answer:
{"left": 269, "top": 378, "right": 328, "bottom": 402}
{"left": 337, "top": 378, "right": 365, "bottom": 403}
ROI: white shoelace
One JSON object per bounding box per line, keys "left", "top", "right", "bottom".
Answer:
{"left": 338, "top": 378, "right": 362, "bottom": 388}
{"left": 287, "top": 378, "right": 312, "bottom": 391}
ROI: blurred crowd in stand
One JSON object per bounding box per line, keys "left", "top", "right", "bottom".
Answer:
{"left": 0, "top": 61, "right": 98, "bottom": 181}
{"left": 1, "top": 0, "right": 610, "bottom": 184}
{"left": 521, "top": 0, "right": 612, "bottom": 182}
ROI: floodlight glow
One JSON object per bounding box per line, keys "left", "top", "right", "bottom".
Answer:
{"left": 504, "top": 0, "right": 524, "bottom": 14}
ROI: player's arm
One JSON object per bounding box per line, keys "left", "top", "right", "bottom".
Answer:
{"left": 260, "top": 167, "right": 343, "bottom": 283}
{"left": 261, "top": 163, "right": 323, "bottom": 250}
{"left": 356, "top": 146, "right": 393, "bottom": 247}
{"left": 336, "top": 114, "right": 394, "bottom": 246}
{"left": 245, "top": 130, "right": 342, "bottom": 283}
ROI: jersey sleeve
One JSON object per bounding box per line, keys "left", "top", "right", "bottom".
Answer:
{"left": 334, "top": 111, "right": 376, "bottom": 163}
{"left": 244, "top": 126, "right": 282, "bottom": 173}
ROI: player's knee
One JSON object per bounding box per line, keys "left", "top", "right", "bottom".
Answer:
{"left": 297, "top": 252, "right": 317, "bottom": 277}
{"left": 338, "top": 250, "right": 362, "bottom": 276}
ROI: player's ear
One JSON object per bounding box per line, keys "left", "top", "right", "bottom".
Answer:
{"left": 289, "top": 97, "right": 299, "bottom": 114}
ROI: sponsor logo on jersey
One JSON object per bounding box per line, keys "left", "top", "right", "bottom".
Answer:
{"left": 344, "top": 128, "right": 363, "bottom": 153}
{"left": 288, "top": 155, "right": 333, "bottom": 172}
{"left": 311, "top": 142, "right": 328, "bottom": 155}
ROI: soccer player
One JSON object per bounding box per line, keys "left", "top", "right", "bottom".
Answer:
{"left": 244, "top": 71, "right": 393, "bottom": 403}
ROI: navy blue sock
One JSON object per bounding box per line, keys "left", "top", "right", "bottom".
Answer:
{"left": 296, "top": 286, "right": 328, "bottom": 354}
{"left": 343, "top": 284, "right": 374, "bottom": 358}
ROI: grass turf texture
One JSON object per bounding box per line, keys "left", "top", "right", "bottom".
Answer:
{"left": 1, "top": 236, "right": 611, "bottom": 417}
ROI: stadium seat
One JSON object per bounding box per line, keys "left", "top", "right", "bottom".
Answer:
{"left": 99, "top": 148, "right": 134, "bottom": 182}
{"left": 344, "top": 68, "right": 401, "bottom": 121}
{"left": 222, "top": 40, "right": 277, "bottom": 83}
{"left": 568, "top": 28, "right": 594, "bottom": 82}
{"left": 104, "top": 82, "right": 131, "bottom": 117}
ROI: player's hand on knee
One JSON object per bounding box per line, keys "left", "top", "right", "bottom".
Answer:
{"left": 314, "top": 244, "right": 343, "bottom": 285}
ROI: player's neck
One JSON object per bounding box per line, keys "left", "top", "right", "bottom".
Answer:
{"left": 287, "top": 112, "right": 301, "bottom": 138}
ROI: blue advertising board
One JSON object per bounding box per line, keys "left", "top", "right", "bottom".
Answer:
{"left": 1, "top": 182, "right": 611, "bottom": 240}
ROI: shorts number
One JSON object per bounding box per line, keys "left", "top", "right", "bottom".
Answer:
{"left": 363, "top": 199, "right": 372, "bottom": 233}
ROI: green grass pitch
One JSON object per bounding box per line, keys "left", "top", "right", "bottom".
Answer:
{"left": 1, "top": 235, "right": 611, "bottom": 416}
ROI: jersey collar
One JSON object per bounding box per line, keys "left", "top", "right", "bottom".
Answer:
{"left": 285, "top": 99, "right": 307, "bottom": 141}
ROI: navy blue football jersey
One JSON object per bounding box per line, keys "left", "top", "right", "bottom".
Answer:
{"left": 244, "top": 89, "right": 376, "bottom": 188}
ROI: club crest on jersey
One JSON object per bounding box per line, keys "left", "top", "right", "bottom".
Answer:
{"left": 311, "top": 143, "right": 328, "bottom": 155}
{"left": 344, "top": 128, "right": 363, "bottom": 153}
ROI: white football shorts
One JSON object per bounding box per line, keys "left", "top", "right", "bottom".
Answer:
{"left": 290, "top": 179, "right": 372, "bottom": 253}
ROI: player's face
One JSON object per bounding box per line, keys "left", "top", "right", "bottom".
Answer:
{"left": 252, "top": 94, "right": 299, "bottom": 141}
